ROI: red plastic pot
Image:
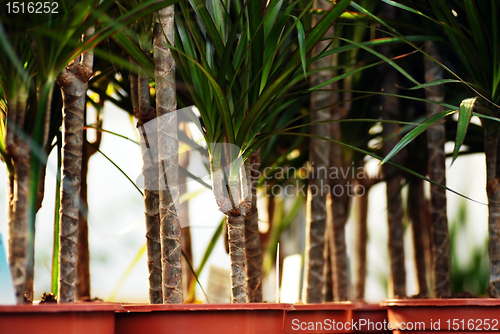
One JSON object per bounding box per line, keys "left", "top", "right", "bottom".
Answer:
{"left": 353, "top": 304, "right": 390, "bottom": 334}
{"left": 284, "top": 303, "right": 354, "bottom": 334}
{"left": 116, "top": 302, "right": 355, "bottom": 334}
{"left": 0, "top": 302, "right": 122, "bottom": 334}
{"left": 382, "top": 298, "right": 500, "bottom": 333}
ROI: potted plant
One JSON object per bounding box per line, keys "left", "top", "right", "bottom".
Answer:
{"left": 0, "top": 302, "right": 122, "bottom": 334}
{"left": 0, "top": 0, "right": 178, "bottom": 331}
{"left": 6, "top": 0, "right": 498, "bottom": 332}
{"left": 372, "top": 0, "right": 500, "bottom": 330}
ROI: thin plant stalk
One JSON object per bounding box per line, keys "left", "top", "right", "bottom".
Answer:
{"left": 408, "top": 175, "right": 429, "bottom": 297}
{"left": 179, "top": 132, "right": 193, "bottom": 301}
{"left": 76, "top": 111, "right": 102, "bottom": 300}
{"left": 302, "top": 0, "right": 332, "bottom": 304}
{"left": 132, "top": 60, "right": 163, "bottom": 304}
{"left": 354, "top": 177, "right": 369, "bottom": 300}
{"left": 6, "top": 84, "right": 30, "bottom": 304}
{"left": 154, "top": 5, "right": 183, "bottom": 304}
{"left": 328, "top": 32, "right": 350, "bottom": 303}
{"left": 56, "top": 27, "right": 94, "bottom": 303}
{"left": 483, "top": 121, "right": 500, "bottom": 297}
{"left": 424, "top": 41, "right": 451, "bottom": 298}
{"left": 380, "top": 3, "right": 405, "bottom": 298}
{"left": 244, "top": 150, "right": 263, "bottom": 302}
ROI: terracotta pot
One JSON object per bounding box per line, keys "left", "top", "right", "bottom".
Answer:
{"left": 284, "top": 303, "right": 354, "bottom": 334}
{"left": 382, "top": 299, "right": 500, "bottom": 333}
{"left": 0, "top": 302, "right": 122, "bottom": 334}
{"left": 116, "top": 302, "right": 354, "bottom": 334}
{"left": 353, "top": 304, "right": 390, "bottom": 334}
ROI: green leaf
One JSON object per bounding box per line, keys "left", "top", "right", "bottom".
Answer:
{"left": 338, "top": 37, "right": 420, "bottom": 86}
{"left": 282, "top": 131, "right": 486, "bottom": 206}
{"left": 106, "top": 27, "right": 155, "bottom": 79}
{"left": 408, "top": 79, "right": 462, "bottom": 90}
{"left": 294, "top": 17, "right": 307, "bottom": 79}
{"left": 263, "top": 0, "right": 284, "bottom": 38}
{"left": 85, "top": 126, "right": 140, "bottom": 145}
{"left": 92, "top": 0, "right": 182, "bottom": 46}
{"left": 188, "top": 0, "right": 226, "bottom": 59}
{"left": 260, "top": 15, "right": 288, "bottom": 92}
{"left": 381, "top": 110, "right": 455, "bottom": 165}
{"left": 92, "top": 145, "right": 144, "bottom": 197}
{"left": 451, "top": 97, "right": 478, "bottom": 165}
{"left": 167, "top": 42, "right": 235, "bottom": 144}
{"left": 472, "top": 112, "right": 500, "bottom": 123}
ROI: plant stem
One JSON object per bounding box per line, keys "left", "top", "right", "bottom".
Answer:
{"left": 409, "top": 176, "right": 429, "bottom": 297}
{"left": 154, "top": 5, "right": 183, "bottom": 304}
{"left": 302, "top": 0, "right": 332, "bottom": 304}
{"left": 424, "top": 41, "right": 451, "bottom": 298}
{"left": 228, "top": 213, "right": 248, "bottom": 303}
{"left": 6, "top": 85, "right": 30, "bottom": 304}
{"left": 354, "top": 178, "right": 369, "bottom": 300}
{"left": 56, "top": 28, "right": 94, "bottom": 303}
{"left": 132, "top": 56, "right": 163, "bottom": 304}
{"left": 245, "top": 151, "right": 263, "bottom": 302}
{"left": 483, "top": 122, "right": 500, "bottom": 297}
{"left": 380, "top": 3, "right": 406, "bottom": 298}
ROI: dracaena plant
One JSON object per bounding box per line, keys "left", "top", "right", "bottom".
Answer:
{"left": 370, "top": 0, "right": 500, "bottom": 297}
{"left": 104, "top": 0, "right": 442, "bottom": 303}
{"left": 165, "top": 0, "right": 442, "bottom": 302}
{"left": 164, "top": 0, "right": 362, "bottom": 303}
{"left": 0, "top": 0, "right": 186, "bottom": 304}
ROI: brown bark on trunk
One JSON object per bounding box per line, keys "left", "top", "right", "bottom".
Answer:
{"left": 24, "top": 90, "right": 55, "bottom": 302}
{"left": 13, "top": 152, "right": 30, "bottom": 303}
{"left": 6, "top": 86, "right": 30, "bottom": 304}
{"left": 302, "top": 0, "right": 332, "bottom": 304}
{"left": 329, "top": 103, "right": 349, "bottom": 302}
{"left": 245, "top": 151, "right": 263, "bottom": 302}
{"left": 154, "top": 5, "right": 183, "bottom": 304}
{"left": 76, "top": 140, "right": 91, "bottom": 300}
{"left": 484, "top": 126, "right": 500, "bottom": 297}
{"left": 36, "top": 87, "right": 54, "bottom": 211}
{"left": 324, "top": 221, "right": 334, "bottom": 302}
{"left": 179, "top": 139, "right": 193, "bottom": 301}
{"left": 327, "top": 33, "right": 350, "bottom": 302}
{"left": 424, "top": 41, "right": 451, "bottom": 298}
{"left": 228, "top": 213, "right": 248, "bottom": 303}
{"left": 382, "top": 70, "right": 406, "bottom": 298}
{"left": 379, "top": 2, "right": 406, "bottom": 299}
{"left": 7, "top": 174, "right": 15, "bottom": 247}
{"left": 76, "top": 112, "right": 101, "bottom": 300}
{"left": 354, "top": 178, "right": 369, "bottom": 300}
{"left": 132, "top": 61, "right": 163, "bottom": 304}
{"left": 409, "top": 177, "right": 429, "bottom": 297}
{"left": 139, "top": 120, "right": 163, "bottom": 304}
{"left": 330, "top": 197, "right": 348, "bottom": 301}
{"left": 210, "top": 148, "right": 251, "bottom": 303}
{"left": 56, "top": 29, "right": 94, "bottom": 303}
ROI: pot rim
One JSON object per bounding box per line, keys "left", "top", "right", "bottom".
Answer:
{"left": 353, "top": 303, "right": 388, "bottom": 310}
{"left": 0, "top": 302, "right": 123, "bottom": 313}
{"left": 120, "top": 302, "right": 355, "bottom": 313}
{"left": 381, "top": 298, "right": 500, "bottom": 307}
